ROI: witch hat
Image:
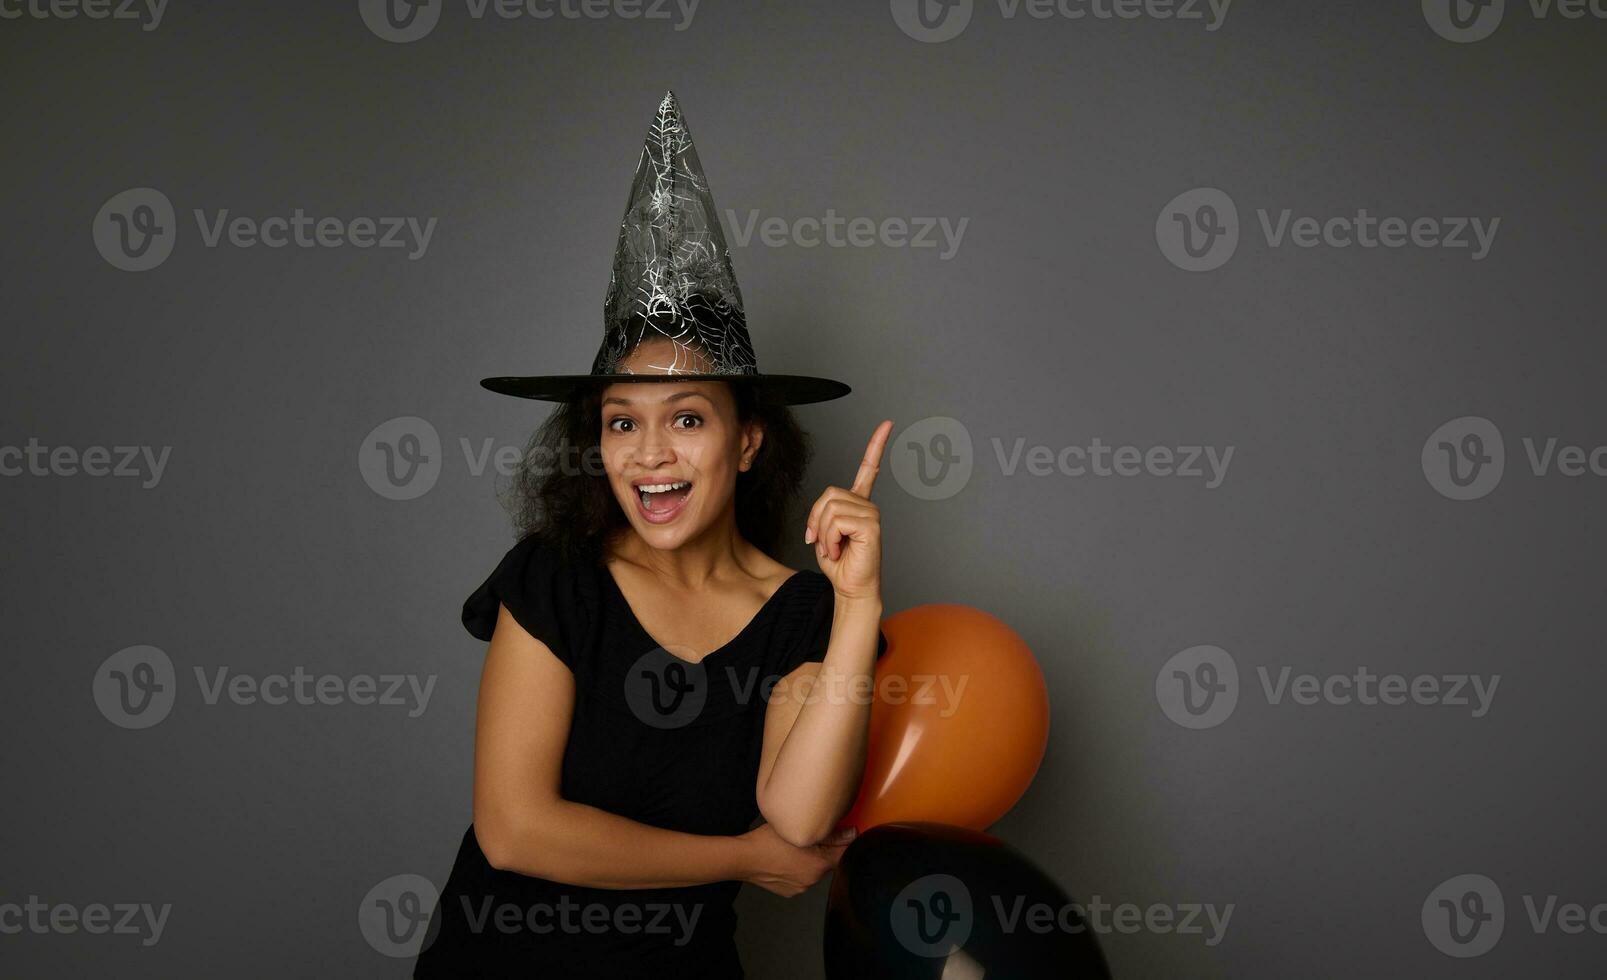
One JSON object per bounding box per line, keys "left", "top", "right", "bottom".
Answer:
{"left": 480, "top": 91, "right": 852, "bottom": 405}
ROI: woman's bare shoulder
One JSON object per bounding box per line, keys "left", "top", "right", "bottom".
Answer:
{"left": 743, "top": 546, "right": 806, "bottom": 591}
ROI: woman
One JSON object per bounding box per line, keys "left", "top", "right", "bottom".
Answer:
{"left": 414, "top": 91, "right": 894, "bottom": 977}
{"left": 414, "top": 339, "right": 893, "bottom": 977}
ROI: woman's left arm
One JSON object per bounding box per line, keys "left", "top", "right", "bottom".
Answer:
{"left": 756, "top": 420, "right": 893, "bottom": 847}
{"left": 756, "top": 594, "right": 883, "bottom": 846}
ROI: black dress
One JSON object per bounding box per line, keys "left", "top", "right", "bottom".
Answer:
{"left": 414, "top": 534, "right": 888, "bottom": 979}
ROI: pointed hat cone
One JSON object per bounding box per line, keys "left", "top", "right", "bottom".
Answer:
{"left": 480, "top": 91, "right": 851, "bottom": 405}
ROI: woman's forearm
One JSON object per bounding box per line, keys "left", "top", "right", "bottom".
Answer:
{"left": 482, "top": 800, "right": 752, "bottom": 889}
{"left": 759, "top": 594, "right": 883, "bottom": 844}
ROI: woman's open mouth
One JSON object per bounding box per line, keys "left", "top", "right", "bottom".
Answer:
{"left": 634, "top": 480, "right": 693, "bottom": 524}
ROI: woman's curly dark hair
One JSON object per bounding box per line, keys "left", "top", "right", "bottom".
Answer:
{"left": 499, "top": 380, "right": 812, "bottom": 568}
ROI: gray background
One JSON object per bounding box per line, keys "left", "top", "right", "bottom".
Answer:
{"left": 3, "top": 0, "right": 1604, "bottom": 976}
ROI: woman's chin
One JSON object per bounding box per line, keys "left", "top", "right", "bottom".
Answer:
{"left": 631, "top": 519, "right": 698, "bottom": 550}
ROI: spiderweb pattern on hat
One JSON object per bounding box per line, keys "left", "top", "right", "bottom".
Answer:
{"left": 594, "top": 92, "right": 759, "bottom": 378}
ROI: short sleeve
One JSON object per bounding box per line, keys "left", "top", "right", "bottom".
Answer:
{"left": 776, "top": 577, "right": 890, "bottom": 676}
{"left": 461, "top": 534, "right": 570, "bottom": 666}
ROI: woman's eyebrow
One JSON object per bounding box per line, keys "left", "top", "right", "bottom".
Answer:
{"left": 602, "top": 390, "right": 712, "bottom": 407}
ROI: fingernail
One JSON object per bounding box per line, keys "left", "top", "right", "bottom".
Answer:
{"left": 804, "top": 526, "right": 815, "bottom": 544}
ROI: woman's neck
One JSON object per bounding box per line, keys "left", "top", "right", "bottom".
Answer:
{"left": 606, "top": 519, "right": 761, "bottom": 590}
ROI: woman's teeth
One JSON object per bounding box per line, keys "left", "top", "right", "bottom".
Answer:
{"left": 637, "top": 481, "right": 692, "bottom": 512}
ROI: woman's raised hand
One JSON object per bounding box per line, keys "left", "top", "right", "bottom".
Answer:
{"left": 804, "top": 419, "right": 893, "bottom": 602}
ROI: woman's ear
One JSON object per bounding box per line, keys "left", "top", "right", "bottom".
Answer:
{"left": 738, "top": 420, "right": 765, "bottom": 472}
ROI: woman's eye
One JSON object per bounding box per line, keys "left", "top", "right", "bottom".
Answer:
{"left": 606, "top": 414, "right": 698, "bottom": 432}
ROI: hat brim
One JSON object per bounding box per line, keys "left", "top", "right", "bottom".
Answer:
{"left": 479, "top": 373, "right": 852, "bottom": 406}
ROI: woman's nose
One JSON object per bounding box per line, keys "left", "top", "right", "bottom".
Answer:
{"left": 637, "top": 436, "right": 675, "bottom": 466}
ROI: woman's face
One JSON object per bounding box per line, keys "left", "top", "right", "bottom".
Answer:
{"left": 598, "top": 340, "right": 762, "bottom": 551}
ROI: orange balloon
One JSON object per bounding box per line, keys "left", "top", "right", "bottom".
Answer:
{"left": 837, "top": 604, "right": 1050, "bottom": 834}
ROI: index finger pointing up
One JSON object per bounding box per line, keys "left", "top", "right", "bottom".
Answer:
{"left": 850, "top": 419, "right": 895, "bottom": 498}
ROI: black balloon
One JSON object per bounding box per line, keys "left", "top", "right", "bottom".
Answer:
{"left": 824, "top": 822, "right": 1113, "bottom": 979}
